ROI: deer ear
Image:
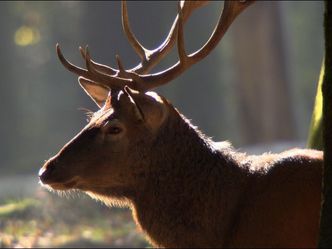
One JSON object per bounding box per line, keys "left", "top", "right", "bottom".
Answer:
{"left": 119, "top": 86, "right": 144, "bottom": 121}
{"left": 122, "top": 86, "right": 168, "bottom": 130}
{"left": 78, "top": 77, "right": 110, "bottom": 108}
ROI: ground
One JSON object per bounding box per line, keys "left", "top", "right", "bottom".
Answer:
{"left": 0, "top": 176, "right": 148, "bottom": 248}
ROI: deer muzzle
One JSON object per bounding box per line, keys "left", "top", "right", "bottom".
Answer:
{"left": 39, "top": 156, "right": 58, "bottom": 184}
{"left": 39, "top": 155, "right": 78, "bottom": 190}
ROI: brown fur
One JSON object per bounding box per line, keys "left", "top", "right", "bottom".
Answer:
{"left": 39, "top": 90, "right": 323, "bottom": 248}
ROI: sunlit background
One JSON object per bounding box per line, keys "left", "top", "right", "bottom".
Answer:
{"left": 0, "top": 1, "right": 324, "bottom": 247}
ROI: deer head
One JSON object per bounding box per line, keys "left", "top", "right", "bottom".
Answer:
{"left": 39, "top": 0, "right": 254, "bottom": 198}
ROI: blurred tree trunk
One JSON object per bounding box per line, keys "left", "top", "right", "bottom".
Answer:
{"left": 231, "top": 1, "right": 296, "bottom": 145}
{"left": 319, "top": 1, "right": 332, "bottom": 247}
{"left": 0, "top": 2, "right": 19, "bottom": 170}
{"left": 172, "top": 2, "right": 228, "bottom": 139}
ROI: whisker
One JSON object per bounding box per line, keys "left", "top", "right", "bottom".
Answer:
{"left": 78, "top": 107, "right": 95, "bottom": 123}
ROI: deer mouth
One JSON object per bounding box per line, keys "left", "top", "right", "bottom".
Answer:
{"left": 39, "top": 164, "right": 79, "bottom": 191}
{"left": 47, "top": 178, "right": 79, "bottom": 190}
{"left": 39, "top": 175, "right": 79, "bottom": 191}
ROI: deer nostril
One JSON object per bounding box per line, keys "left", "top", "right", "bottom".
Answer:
{"left": 39, "top": 160, "right": 56, "bottom": 182}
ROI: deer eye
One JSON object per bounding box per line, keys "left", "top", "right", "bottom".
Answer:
{"left": 107, "top": 126, "right": 122, "bottom": 135}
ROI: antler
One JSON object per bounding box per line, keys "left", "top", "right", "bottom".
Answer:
{"left": 57, "top": 0, "right": 255, "bottom": 92}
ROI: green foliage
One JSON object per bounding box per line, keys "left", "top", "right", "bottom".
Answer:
{"left": 0, "top": 198, "right": 40, "bottom": 218}
{"left": 307, "top": 60, "right": 324, "bottom": 150}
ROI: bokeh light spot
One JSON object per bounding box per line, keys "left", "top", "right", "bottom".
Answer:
{"left": 14, "top": 25, "right": 40, "bottom": 46}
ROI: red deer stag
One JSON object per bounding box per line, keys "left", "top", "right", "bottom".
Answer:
{"left": 39, "top": 1, "right": 323, "bottom": 248}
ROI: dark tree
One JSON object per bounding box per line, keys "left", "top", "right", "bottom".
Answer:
{"left": 319, "top": 1, "right": 332, "bottom": 247}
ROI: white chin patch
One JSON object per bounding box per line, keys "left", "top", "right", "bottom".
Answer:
{"left": 145, "top": 91, "right": 163, "bottom": 104}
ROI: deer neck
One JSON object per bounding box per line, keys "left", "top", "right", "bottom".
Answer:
{"left": 131, "top": 111, "right": 249, "bottom": 247}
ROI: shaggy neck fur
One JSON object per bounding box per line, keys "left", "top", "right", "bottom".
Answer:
{"left": 129, "top": 109, "right": 250, "bottom": 248}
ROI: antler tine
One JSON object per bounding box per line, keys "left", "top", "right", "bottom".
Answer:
{"left": 115, "top": 54, "right": 126, "bottom": 74}
{"left": 79, "top": 46, "right": 118, "bottom": 76}
{"left": 56, "top": 43, "right": 93, "bottom": 79}
{"left": 177, "top": 1, "right": 188, "bottom": 66}
{"left": 122, "top": 1, "right": 147, "bottom": 61}
{"left": 189, "top": 1, "right": 255, "bottom": 61}
{"left": 84, "top": 46, "right": 132, "bottom": 90}
{"left": 133, "top": 0, "right": 255, "bottom": 90}
{"left": 84, "top": 46, "right": 93, "bottom": 72}
{"left": 125, "top": 1, "right": 209, "bottom": 75}
{"left": 57, "top": 42, "right": 129, "bottom": 90}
